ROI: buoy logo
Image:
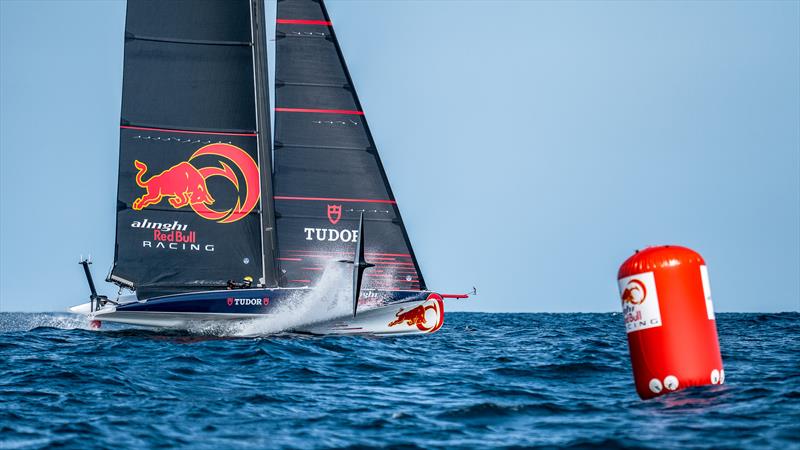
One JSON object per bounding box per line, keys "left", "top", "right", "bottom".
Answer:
{"left": 621, "top": 279, "right": 647, "bottom": 305}
{"left": 132, "top": 143, "right": 260, "bottom": 224}
{"left": 618, "top": 272, "right": 662, "bottom": 333}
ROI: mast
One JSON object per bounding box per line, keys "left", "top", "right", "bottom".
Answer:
{"left": 251, "top": 0, "right": 278, "bottom": 287}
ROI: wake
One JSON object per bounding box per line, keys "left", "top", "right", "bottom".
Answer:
{"left": 0, "top": 312, "right": 95, "bottom": 332}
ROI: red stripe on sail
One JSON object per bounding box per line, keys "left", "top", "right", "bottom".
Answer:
{"left": 274, "top": 196, "right": 396, "bottom": 204}
{"left": 276, "top": 19, "right": 332, "bottom": 26}
{"left": 274, "top": 107, "right": 364, "bottom": 115}
{"left": 276, "top": 257, "right": 302, "bottom": 261}
{"left": 284, "top": 250, "right": 412, "bottom": 258}
{"left": 120, "top": 125, "right": 257, "bottom": 137}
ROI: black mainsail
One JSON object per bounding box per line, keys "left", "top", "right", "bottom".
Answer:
{"left": 272, "top": 0, "right": 426, "bottom": 291}
{"left": 111, "top": 0, "right": 277, "bottom": 298}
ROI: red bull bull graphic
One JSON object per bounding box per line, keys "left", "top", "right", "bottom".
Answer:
{"left": 387, "top": 294, "right": 444, "bottom": 333}
{"left": 132, "top": 143, "right": 260, "bottom": 224}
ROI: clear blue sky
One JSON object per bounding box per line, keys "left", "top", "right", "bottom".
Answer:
{"left": 1, "top": 1, "right": 798, "bottom": 313}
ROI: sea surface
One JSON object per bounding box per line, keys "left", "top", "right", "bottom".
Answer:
{"left": 0, "top": 312, "right": 798, "bottom": 449}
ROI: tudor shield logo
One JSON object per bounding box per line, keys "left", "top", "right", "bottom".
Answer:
{"left": 132, "top": 143, "right": 260, "bottom": 224}
{"left": 327, "top": 204, "right": 342, "bottom": 225}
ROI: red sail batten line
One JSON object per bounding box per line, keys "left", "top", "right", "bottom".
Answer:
{"left": 289, "top": 279, "right": 311, "bottom": 283}
{"left": 285, "top": 250, "right": 411, "bottom": 257}
{"left": 274, "top": 196, "right": 396, "bottom": 204}
{"left": 274, "top": 107, "right": 364, "bottom": 115}
{"left": 276, "top": 19, "right": 332, "bottom": 26}
{"left": 120, "top": 125, "right": 257, "bottom": 137}
{"left": 276, "top": 257, "right": 303, "bottom": 261}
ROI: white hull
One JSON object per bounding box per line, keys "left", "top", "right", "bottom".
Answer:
{"left": 69, "top": 295, "right": 445, "bottom": 336}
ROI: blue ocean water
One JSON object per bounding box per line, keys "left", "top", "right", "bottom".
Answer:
{"left": 0, "top": 312, "right": 798, "bottom": 449}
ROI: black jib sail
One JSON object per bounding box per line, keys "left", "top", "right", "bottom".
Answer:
{"left": 272, "top": 0, "right": 426, "bottom": 291}
{"left": 110, "top": 0, "right": 277, "bottom": 298}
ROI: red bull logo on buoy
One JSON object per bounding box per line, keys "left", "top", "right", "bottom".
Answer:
{"left": 621, "top": 279, "right": 647, "bottom": 305}
{"left": 618, "top": 272, "right": 662, "bottom": 333}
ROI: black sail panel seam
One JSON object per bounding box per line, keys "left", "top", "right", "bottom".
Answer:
{"left": 274, "top": 143, "right": 371, "bottom": 152}
{"left": 120, "top": 121, "right": 257, "bottom": 136}
{"left": 125, "top": 32, "right": 252, "bottom": 47}
{"left": 276, "top": 33, "right": 331, "bottom": 40}
{"left": 276, "top": 81, "right": 351, "bottom": 89}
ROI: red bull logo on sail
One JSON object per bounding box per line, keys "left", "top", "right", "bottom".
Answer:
{"left": 132, "top": 143, "right": 260, "bottom": 224}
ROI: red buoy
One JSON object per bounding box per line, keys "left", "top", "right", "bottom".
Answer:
{"left": 617, "top": 245, "right": 723, "bottom": 399}
{"left": 90, "top": 320, "right": 102, "bottom": 329}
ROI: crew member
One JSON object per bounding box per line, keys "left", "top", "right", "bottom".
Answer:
{"left": 226, "top": 276, "right": 254, "bottom": 289}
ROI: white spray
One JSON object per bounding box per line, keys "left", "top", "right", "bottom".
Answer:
{"left": 187, "top": 260, "right": 355, "bottom": 337}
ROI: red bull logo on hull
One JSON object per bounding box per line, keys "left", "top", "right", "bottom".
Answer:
{"left": 387, "top": 294, "right": 444, "bottom": 333}
{"left": 132, "top": 143, "right": 260, "bottom": 224}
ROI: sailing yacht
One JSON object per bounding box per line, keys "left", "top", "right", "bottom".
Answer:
{"left": 70, "top": 0, "right": 467, "bottom": 335}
